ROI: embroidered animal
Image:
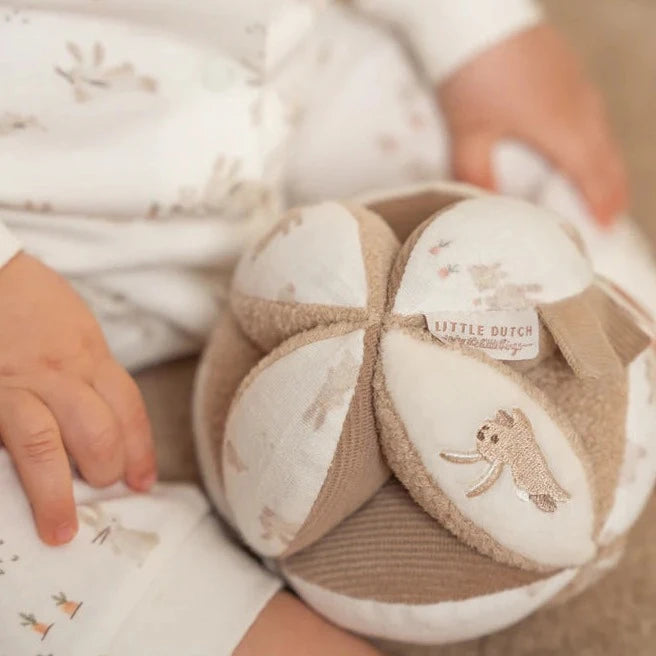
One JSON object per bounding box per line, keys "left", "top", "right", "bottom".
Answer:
{"left": 303, "top": 351, "right": 359, "bottom": 430}
{"left": 78, "top": 502, "right": 160, "bottom": 566}
{"left": 440, "top": 408, "right": 570, "bottom": 513}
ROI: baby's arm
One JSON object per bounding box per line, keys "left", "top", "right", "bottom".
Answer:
{"left": 235, "top": 591, "right": 383, "bottom": 656}
{"left": 349, "top": 0, "right": 627, "bottom": 225}
{"left": 0, "top": 239, "right": 156, "bottom": 544}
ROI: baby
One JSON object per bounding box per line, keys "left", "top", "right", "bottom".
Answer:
{"left": 0, "top": 1, "right": 628, "bottom": 654}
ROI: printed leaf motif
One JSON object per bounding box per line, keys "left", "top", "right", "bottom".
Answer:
{"left": 19, "top": 613, "right": 53, "bottom": 641}
{"left": 52, "top": 592, "right": 83, "bottom": 619}
{"left": 93, "top": 41, "right": 105, "bottom": 66}
{"left": 0, "top": 112, "right": 43, "bottom": 137}
{"left": 66, "top": 41, "right": 83, "bottom": 63}
{"left": 55, "top": 41, "right": 158, "bottom": 102}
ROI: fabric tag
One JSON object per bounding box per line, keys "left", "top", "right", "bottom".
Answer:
{"left": 425, "top": 309, "right": 540, "bottom": 361}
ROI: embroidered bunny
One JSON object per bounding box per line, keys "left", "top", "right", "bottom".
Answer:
{"left": 441, "top": 408, "right": 570, "bottom": 513}
{"left": 77, "top": 502, "right": 159, "bottom": 566}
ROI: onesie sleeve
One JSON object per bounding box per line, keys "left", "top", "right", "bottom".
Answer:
{"left": 0, "top": 221, "right": 21, "bottom": 268}
{"left": 351, "top": 0, "right": 544, "bottom": 83}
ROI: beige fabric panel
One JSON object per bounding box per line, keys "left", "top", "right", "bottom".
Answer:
{"left": 194, "top": 312, "right": 263, "bottom": 497}
{"left": 525, "top": 352, "right": 627, "bottom": 532}
{"left": 230, "top": 291, "right": 364, "bottom": 353}
{"left": 586, "top": 284, "right": 651, "bottom": 366}
{"left": 539, "top": 294, "right": 623, "bottom": 380}
{"left": 283, "top": 479, "right": 550, "bottom": 604}
{"left": 283, "top": 325, "right": 390, "bottom": 556}
{"left": 366, "top": 189, "right": 465, "bottom": 243}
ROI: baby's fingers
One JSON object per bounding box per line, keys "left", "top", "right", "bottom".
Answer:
{"left": 93, "top": 358, "right": 156, "bottom": 492}
{"left": 451, "top": 131, "right": 498, "bottom": 191}
{"left": 0, "top": 387, "right": 77, "bottom": 545}
{"left": 31, "top": 374, "right": 124, "bottom": 488}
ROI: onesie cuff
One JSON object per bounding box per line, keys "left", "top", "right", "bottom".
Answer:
{"left": 0, "top": 222, "right": 22, "bottom": 268}
{"left": 355, "top": 0, "right": 544, "bottom": 83}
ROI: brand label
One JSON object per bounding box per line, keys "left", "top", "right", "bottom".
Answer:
{"left": 425, "top": 309, "right": 539, "bottom": 361}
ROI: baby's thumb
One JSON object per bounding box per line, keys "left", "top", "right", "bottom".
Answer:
{"left": 451, "top": 133, "right": 497, "bottom": 191}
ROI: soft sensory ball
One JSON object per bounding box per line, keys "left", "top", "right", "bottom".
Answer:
{"left": 194, "top": 183, "right": 656, "bottom": 644}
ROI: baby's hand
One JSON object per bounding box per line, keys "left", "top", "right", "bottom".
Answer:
{"left": 0, "top": 253, "right": 156, "bottom": 545}
{"left": 438, "top": 24, "right": 628, "bottom": 226}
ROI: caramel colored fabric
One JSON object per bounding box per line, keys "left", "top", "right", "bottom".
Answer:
{"left": 283, "top": 479, "right": 548, "bottom": 604}
{"left": 539, "top": 294, "right": 623, "bottom": 379}
{"left": 194, "top": 313, "right": 263, "bottom": 494}
{"left": 380, "top": 496, "right": 656, "bottom": 656}
{"left": 586, "top": 285, "right": 651, "bottom": 366}
{"left": 525, "top": 351, "right": 627, "bottom": 531}
{"left": 231, "top": 292, "right": 366, "bottom": 353}
{"left": 135, "top": 356, "right": 201, "bottom": 484}
{"left": 366, "top": 189, "right": 464, "bottom": 242}
{"left": 282, "top": 326, "right": 390, "bottom": 557}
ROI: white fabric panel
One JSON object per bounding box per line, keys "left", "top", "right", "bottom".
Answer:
{"left": 287, "top": 568, "right": 576, "bottom": 644}
{"left": 601, "top": 349, "right": 656, "bottom": 543}
{"left": 233, "top": 202, "right": 368, "bottom": 307}
{"left": 392, "top": 197, "right": 593, "bottom": 315}
{"left": 381, "top": 329, "right": 596, "bottom": 568}
{"left": 224, "top": 329, "right": 365, "bottom": 556}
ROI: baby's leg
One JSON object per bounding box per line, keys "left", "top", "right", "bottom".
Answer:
{"left": 235, "top": 591, "right": 383, "bottom": 656}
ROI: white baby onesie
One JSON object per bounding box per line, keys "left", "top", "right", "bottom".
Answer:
{"left": 0, "top": 0, "right": 541, "bottom": 370}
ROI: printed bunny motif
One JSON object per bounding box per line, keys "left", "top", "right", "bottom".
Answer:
{"left": 303, "top": 351, "right": 360, "bottom": 430}
{"left": 259, "top": 507, "right": 298, "bottom": 547}
{"left": 469, "top": 263, "right": 507, "bottom": 291}
{"left": 77, "top": 502, "right": 159, "bottom": 566}
{"left": 441, "top": 408, "right": 570, "bottom": 512}
{"left": 469, "top": 263, "right": 543, "bottom": 309}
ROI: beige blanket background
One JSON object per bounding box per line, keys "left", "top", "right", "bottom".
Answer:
{"left": 136, "top": 1, "right": 656, "bottom": 652}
